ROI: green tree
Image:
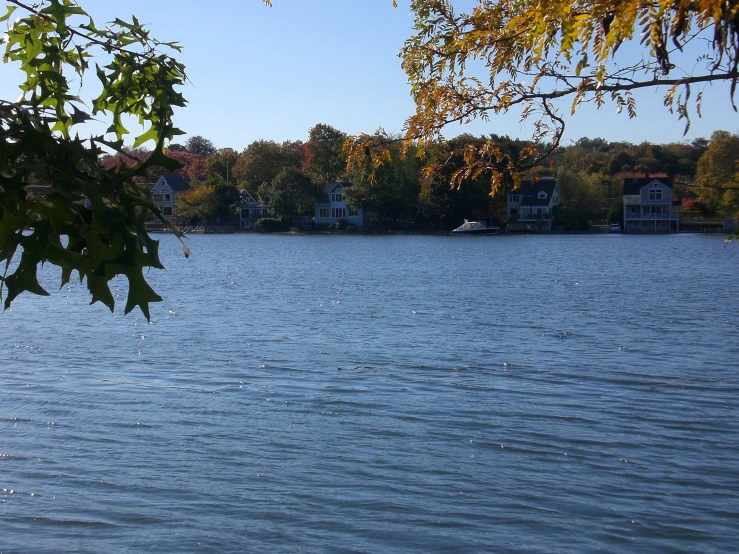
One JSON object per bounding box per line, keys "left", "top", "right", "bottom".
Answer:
{"left": 305, "top": 123, "right": 347, "bottom": 183}
{"left": 205, "top": 149, "right": 240, "bottom": 183}
{"left": 185, "top": 135, "right": 217, "bottom": 156}
{"left": 345, "top": 142, "right": 421, "bottom": 228}
{"left": 555, "top": 169, "right": 606, "bottom": 230}
{"left": 176, "top": 183, "right": 214, "bottom": 224}
{"left": 233, "top": 140, "right": 303, "bottom": 193}
{"left": 1, "top": 0, "right": 188, "bottom": 319}
{"left": 175, "top": 178, "right": 240, "bottom": 223}
{"left": 608, "top": 150, "right": 635, "bottom": 176}
{"left": 210, "top": 181, "right": 242, "bottom": 222}
{"left": 258, "top": 167, "right": 315, "bottom": 219}
{"left": 420, "top": 135, "right": 504, "bottom": 229}
{"left": 694, "top": 131, "right": 739, "bottom": 217}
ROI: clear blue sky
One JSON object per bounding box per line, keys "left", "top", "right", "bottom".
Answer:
{"left": 2, "top": 0, "right": 737, "bottom": 149}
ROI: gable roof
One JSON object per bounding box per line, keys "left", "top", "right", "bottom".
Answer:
{"left": 317, "top": 181, "right": 353, "bottom": 204}
{"left": 157, "top": 174, "right": 191, "bottom": 192}
{"left": 623, "top": 177, "right": 673, "bottom": 195}
{"left": 239, "top": 189, "right": 259, "bottom": 204}
{"left": 513, "top": 178, "right": 558, "bottom": 207}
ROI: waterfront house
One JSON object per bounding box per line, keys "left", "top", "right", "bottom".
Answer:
{"left": 239, "top": 190, "right": 271, "bottom": 230}
{"left": 314, "top": 182, "right": 365, "bottom": 228}
{"left": 151, "top": 175, "right": 194, "bottom": 223}
{"left": 622, "top": 177, "right": 680, "bottom": 232}
{"left": 507, "top": 177, "right": 560, "bottom": 230}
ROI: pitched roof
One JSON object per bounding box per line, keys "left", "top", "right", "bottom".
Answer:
{"left": 239, "top": 189, "right": 259, "bottom": 205}
{"left": 317, "top": 181, "right": 353, "bottom": 204}
{"left": 623, "top": 177, "right": 673, "bottom": 195}
{"left": 159, "top": 174, "right": 191, "bottom": 192}
{"left": 513, "top": 178, "right": 558, "bottom": 207}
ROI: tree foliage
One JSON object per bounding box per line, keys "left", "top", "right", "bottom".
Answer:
{"left": 204, "top": 149, "right": 239, "bottom": 183}
{"left": 233, "top": 139, "right": 304, "bottom": 193}
{"left": 348, "top": 0, "right": 739, "bottom": 196}
{"left": 175, "top": 178, "right": 240, "bottom": 224}
{"left": 420, "top": 134, "right": 513, "bottom": 228}
{"left": 345, "top": 141, "right": 422, "bottom": 226}
{"left": 0, "top": 0, "right": 188, "bottom": 318}
{"left": 258, "top": 167, "right": 315, "bottom": 219}
{"left": 305, "top": 123, "right": 347, "bottom": 183}
{"left": 555, "top": 169, "right": 607, "bottom": 230}
{"left": 185, "top": 135, "right": 217, "bottom": 156}
{"left": 694, "top": 131, "right": 739, "bottom": 217}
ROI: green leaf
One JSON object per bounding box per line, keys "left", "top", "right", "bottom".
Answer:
{"left": 70, "top": 105, "right": 92, "bottom": 125}
{"left": 86, "top": 272, "right": 115, "bottom": 312}
{"left": 0, "top": 5, "right": 16, "bottom": 23}
{"left": 132, "top": 125, "right": 158, "bottom": 149}
{"left": 3, "top": 251, "right": 51, "bottom": 308}
{"left": 146, "top": 148, "right": 182, "bottom": 172}
{"left": 123, "top": 266, "right": 162, "bottom": 320}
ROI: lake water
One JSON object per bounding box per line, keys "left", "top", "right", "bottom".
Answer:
{"left": 2, "top": 233, "right": 738, "bottom": 553}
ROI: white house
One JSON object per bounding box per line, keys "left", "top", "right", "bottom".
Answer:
{"left": 507, "top": 178, "right": 560, "bottom": 230}
{"left": 314, "top": 182, "right": 364, "bottom": 228}
{"left": 239, "top": 190, "right": 270, "bottom": 230}
{"left": 622, "top": 177, "right": 680, "bottom": 232}
{"left": 151, "top": 175, "right": 193, "bottom": 223}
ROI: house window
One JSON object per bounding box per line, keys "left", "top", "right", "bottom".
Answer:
{"left": 510, "top": 195, "right": 520, "bottom": 203}
{"left": 165, "top": 194, "right": 171, "bottom": 201}
{"left": 163, "top": 207, "right": 172, "bottom": 216}
{"left": 332, "top": 192, "right": 343, "bottom": 202}
{"left": 319, "top": 208, "right": 329, "bottom": 218}
{"left": 649, "top": 187, "right": 663, "bottom": 200}
{"left": 153, "top": 194, "right": 163, "bottom": 201}
{"left": 509, "top": 208, "right": 518, "bottom": 216}
{"left": 538, "top": 191, "right": 547, "bottom": 200}
{"left": 349, "top": 207, "right": 358, "bottom": 216}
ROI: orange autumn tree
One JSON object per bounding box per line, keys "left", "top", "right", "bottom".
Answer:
{"left": 348, "top": 0, "right": 739, "bottom": 196}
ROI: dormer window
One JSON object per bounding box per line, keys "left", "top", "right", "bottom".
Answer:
{"left": 538, "top": 191, "right": 547, "bottom": 200}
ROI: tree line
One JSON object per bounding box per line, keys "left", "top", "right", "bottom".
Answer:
{"left": 101, "top": 127, "right": 737, "bottom": 231}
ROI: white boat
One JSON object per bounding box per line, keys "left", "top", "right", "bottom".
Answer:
{"left": 609, "top": 223, "right": 621, "bottom": 233}
{"left": 451, "top": 220, "right": 499, "bottom": 235}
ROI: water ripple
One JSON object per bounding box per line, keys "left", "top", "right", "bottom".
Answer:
{"left": 1, "top": 234, "right": 738, "bottom": 552}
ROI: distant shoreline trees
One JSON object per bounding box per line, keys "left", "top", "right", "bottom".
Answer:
{"left": 133, "top": 124, "right": 725, "bottom": 231}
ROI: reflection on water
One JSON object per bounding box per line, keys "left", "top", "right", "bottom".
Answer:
{"left": 1, "top": 234, "right": 738, "bottom": 552}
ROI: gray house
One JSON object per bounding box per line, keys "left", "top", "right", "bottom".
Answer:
{"left": 507, "top": 178, "right": 560, "bottom": 230}
{"left": 239, "top": 190, "right": 270, "bottom": 230}
{"left": 151, "top": 175, "right": 194, "bottom": 223}
{"left": 623, "top": 177, "right": 680, "bottom": 232}
{"left": 315, "top": 182, "right": 365, "bottom": 228}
